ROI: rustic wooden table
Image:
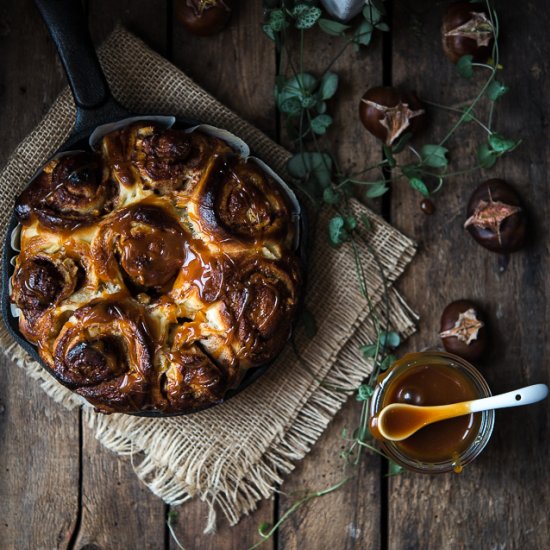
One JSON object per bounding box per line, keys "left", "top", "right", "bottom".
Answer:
{"left": 1, "top": 1, "right": 549, "bottom": 548}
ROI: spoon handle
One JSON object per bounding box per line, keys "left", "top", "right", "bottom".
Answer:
{"left": 469, "top": 383, "right": 549, "bottom": 413}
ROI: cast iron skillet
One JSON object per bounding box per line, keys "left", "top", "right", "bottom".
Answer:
{"left": 1, "top": 0, "right": 307, "bottom": 417}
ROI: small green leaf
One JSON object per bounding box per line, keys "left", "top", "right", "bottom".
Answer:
{"left": 310, "top": 114, "right": 333, "bottom": 135}
{"left": 379, "top": 331, "right": 401, "bottom": 349}
{"left": 328, "top": 215, "right": 350, "bottom": 246}
{"left": 375, "top": 22, "right": 390, "bottom": 32}
{"left": 268, "top": 9, "right": 288, "bottom": 32}
{"left": 457, "top": 55, "right": 474, "bottom": 78}
{"left": 292, "top": 4, "right": 322, "bottom": 29}
{"left": 383, "top": 145, "right": 396, "bottom": 168}
{"left": 319, "top": 72, "right": 339, "bottom": 100}
{"left": 477, "top": 143, "right": 498, "bottom": 168}
{"left": 301, "top": 96, "right": 317, "bottom": 109}
{"left": 380, "top": 354, "right": 396, "bottom": 371}
{"left": 279, "top": 96, "right": 302, "bottom": 115}
{"left": 262, "top": 24, "right": 276, "bottom": 41}
{"left": 401, "top": 163, "right": 421, "bottom": 179}
{"left": 387, "top": 461, "right": 404, "bottom": 476}
{"left": 420, "top": 144, "right": 449, "bottom": 168}
{"left": 322, "top": 186, "right": 340, "bottom": 205}
{"left": 353, "top": 20, "right": 373, "bottom": 46}
{"left": 486, "top": 80, "right": 509, "bottom": 101}
{"left": 167, "top": 509, "right": 178, "bottom": 522}
{"left": 317, "top": 101, "right": 327, "bottom": 114}
{"left": 344, "top": 215, "right": 357, "bottom": 231}
{"left": 488, "top": 133, "right": 520, "bottom": 153}
{"left": 362, "top": 4, "right": 383, "bottom": 25}
{"left": 356, "top": 384, "right": 374, "bottom": 401}
{"left": 318, "top": 18, "right": 350, "bottom": 36}
{"left": 365, "top": 181, "right": 389, "bottom": 198}
{"left": 360, "top": 214, "right": 372, "bottom": 231}
{"left": 409, "top": 177, "right": 430, "bottom": 198}
{"left": 287, "top": 152, "right": 333, "bottom": 187}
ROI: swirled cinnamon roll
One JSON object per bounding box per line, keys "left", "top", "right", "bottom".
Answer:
{"left": 214, "top": 257, "right": 301, "bottom": 368}
{"left": 188, "top": 157, "right": 294, "bottom": 249}
{"left": 102, "top": 123, "right": 232, "bottom": 194}
{"left": 158, "top": 344, "right": 225, "bottom": 413}
{"left": 51, "top": 300, "right": 154, "bottom": 413}
{"left": 11, "top": 252, "right": 80, "bottom": 342}
{"left": 93, "top": 201, "right": 187, "bottom": 293}
{"left": 15, "top": 152, "right": 117, "bottom": 231}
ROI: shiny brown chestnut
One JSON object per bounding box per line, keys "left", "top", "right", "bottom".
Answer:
{"left": 442, "top": 2, "right": 494, "bottom": 64}
{"left": 175, "top": 0, "right": 233, "bottom": 37}
{"left": 359, "top": 87, "right": 425, "bottom": 147}
{"left": 464, "top": 179, "right": 527, "bottom": 254}
{"left": 440, "top": 300, "right": 488, "bottom": 362}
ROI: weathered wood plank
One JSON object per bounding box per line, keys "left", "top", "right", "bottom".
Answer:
{"left": 0, "top": 1, "right": 80, "bottom": 548}
{"left": 168, "top": 2, "right": 277, "bottom": 547}
{"left": 171, "top": 1, "right": 276, "bottom": 139}
{"left": 277, "top": 26, "right": 385, "bottom": 550}
{"left": 389, "top": 2, "right": 550, "bottom": 549}
{"left": 70, "top": 2, "right": 169, "bottom": 549}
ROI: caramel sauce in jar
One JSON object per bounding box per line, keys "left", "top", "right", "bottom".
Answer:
{"left": 369, "top": 351, "right": 494, "bottom": 473}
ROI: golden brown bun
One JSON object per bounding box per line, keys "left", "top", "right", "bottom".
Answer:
{"left": 11, "top": 122, "right": 301, "bottom": 414}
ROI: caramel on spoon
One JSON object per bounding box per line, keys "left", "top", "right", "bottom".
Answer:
{"left": 376, "top": 383, "right": 548, "bottom": 442}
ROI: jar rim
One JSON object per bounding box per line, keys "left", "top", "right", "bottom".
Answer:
{"left": 369, "top": 351, "right": 495, "bottom": 474}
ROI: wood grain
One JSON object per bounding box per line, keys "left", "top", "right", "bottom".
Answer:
{"left": 0, "top": 2, "right": 79, "bottom": 548}
{"left": 1, "top": 0, "right": 549, "bottom": 548}
{"left": 389, "top": 3, "right": 550, "bottom": 549}
{"left": 277, "top": 26, "right": 385, "bottom": 550}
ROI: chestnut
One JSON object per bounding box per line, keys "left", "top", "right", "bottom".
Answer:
{"left": 441, "top": 2, "right": 494, "bottom": 64}
{"left": 175, "top": 0, "right": 233, "bottom": 37}
{"left": 359, "top": 87, "right": 425, "bottom": 147}
{"left": 440, "top": 300, "right": 488, "bottom": 362}
{"left": 464, "top": 179, "right": 527, "bottom": 254}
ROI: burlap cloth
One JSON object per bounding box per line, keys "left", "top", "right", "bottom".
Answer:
{"left": 0, "top": 28, "right": 418, "bottom": 529}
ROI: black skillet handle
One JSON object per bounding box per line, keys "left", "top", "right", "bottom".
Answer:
{"left": 33, "top": 0, "right": 128, "bottom": 133}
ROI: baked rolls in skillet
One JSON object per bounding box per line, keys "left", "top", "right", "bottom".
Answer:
{"left": 10, "top": 122, "right": 301, "bottom": 414}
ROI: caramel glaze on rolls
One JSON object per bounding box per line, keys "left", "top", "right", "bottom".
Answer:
{"left": 10, "top": 122, "right": 301, "bottom": 414}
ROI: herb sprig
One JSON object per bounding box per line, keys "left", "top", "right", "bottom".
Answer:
{"left": 243, "top": 0, "right": 517, "bottom": 547}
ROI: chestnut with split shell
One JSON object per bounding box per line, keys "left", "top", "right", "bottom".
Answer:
{"left": 464, "top": 179, "right": 527, "bottom": 254}
{"left": 440, "top": 300, "right": 488, "bottom": 361}
{"left": 441, "top": 2, "right": 494, "bottom": 64}
{"left": 175, "top": 0, "right": 233, "bottom": 37}
{"left": 358, "top": 87, "right": 425, "bottom": 147}
{"left": 376, "top": 384, "right": 548, "bottom": 441}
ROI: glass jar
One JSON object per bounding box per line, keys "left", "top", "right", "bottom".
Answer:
{"left": 368, "top": 351, "right": 494, "bottom": 474}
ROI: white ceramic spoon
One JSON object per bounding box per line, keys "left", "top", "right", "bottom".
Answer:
{"left": 376, "top": 383, "right": 549, "bottom": 442}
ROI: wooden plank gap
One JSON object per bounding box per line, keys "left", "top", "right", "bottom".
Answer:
{"left": 67, "top": 409, "right": 84, "bottom": 550}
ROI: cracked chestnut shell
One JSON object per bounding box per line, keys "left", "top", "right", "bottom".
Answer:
{"left": 439, "top": 300, "right": 488, "bottom": 361}
{"left": 175, "top": 0, "right": 233, "bottom": 37}
{"left": 442, "top": 2, "right": 494, "bottom": 64}
{"left": 464, "top": 179, "right": 527, "bottom": 254}
{"left": 359, "top": 87, "right": 426, "bottom": 147}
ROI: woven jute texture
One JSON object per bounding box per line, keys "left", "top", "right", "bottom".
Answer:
{"left": 0, "top": 28, "right": 418, "bottom": 530}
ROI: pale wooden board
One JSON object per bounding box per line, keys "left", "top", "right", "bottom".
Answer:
{"left": 0, "top": 1, "right": 80, "bottom": 548}
{"left": 388, "top": 3, "right": 550, "bottom": 549}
